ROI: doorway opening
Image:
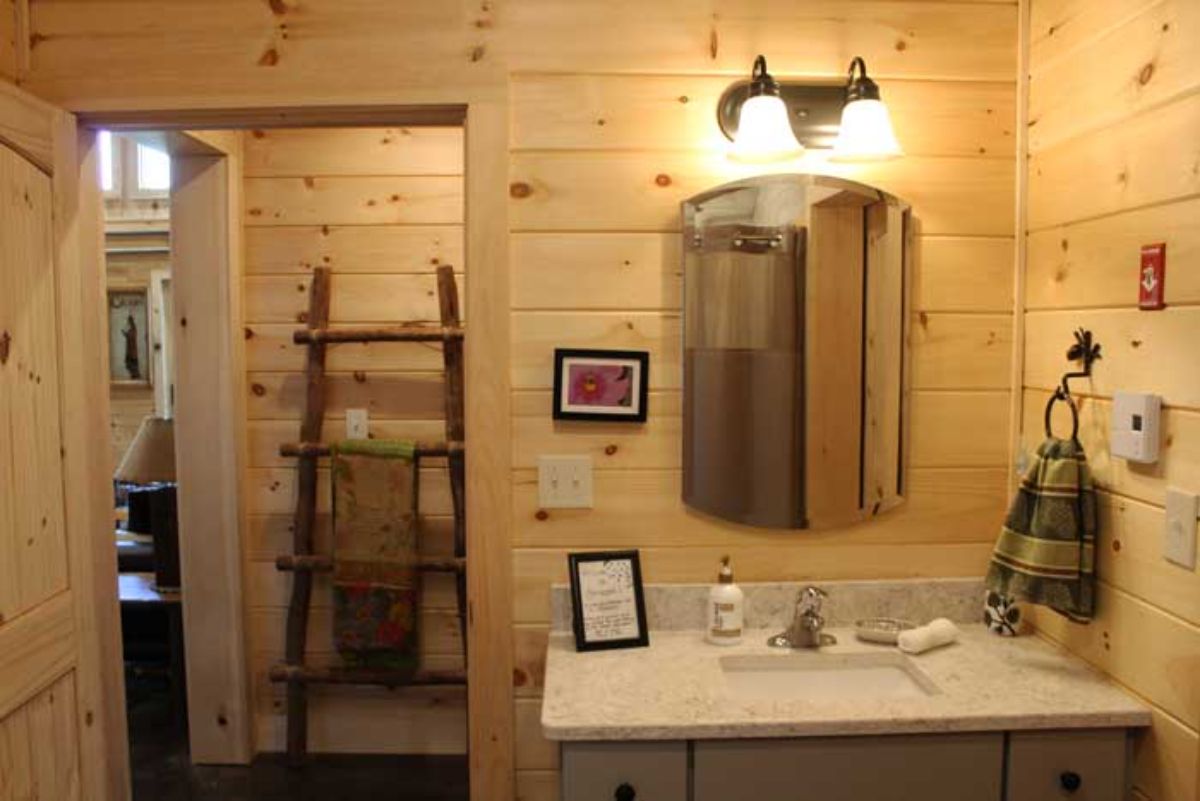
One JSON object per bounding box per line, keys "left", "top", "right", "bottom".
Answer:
{"left": 98, "top": 123, "right": 469, "bottom": 800}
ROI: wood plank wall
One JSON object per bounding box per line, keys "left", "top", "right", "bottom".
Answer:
{"left": 1022, "top": 2, "right": 1200, "bottom": 799}
{"left": 8, "top": 1, "right": 1030, "bottom": 792}
{"left": 507, "top": 7, "right": 1018, "bottom": 796}
{"left": 0, "top": 0, "right": 16, "bottom": 81}
{"left": 240, "top": 126, "right": 468, "bottom": 754}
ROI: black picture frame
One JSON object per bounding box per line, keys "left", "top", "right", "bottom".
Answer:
{"left": 567, "top": 550, "right": 650, "bottom": 652}
{"left": 552, "top": 348, "right": 650, "bottom": 423}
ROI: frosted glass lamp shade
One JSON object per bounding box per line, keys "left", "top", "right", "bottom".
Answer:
{"left": 830, "top": 98, "right": 903, "bottom": 162}
{"left": 729, "top": 94, "right": 804, "bottom": 163}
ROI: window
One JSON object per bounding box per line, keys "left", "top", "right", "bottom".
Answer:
{"left": 98, "top": 130, "right": 117, "bottom": 194}
{"left": 102, "top": 133, "right": 171, "bottom": 221}
{"left": 135, "top": 143, "right": 171, "bottom": 193}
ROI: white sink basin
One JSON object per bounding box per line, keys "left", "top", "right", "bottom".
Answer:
{"left": 720, "top": 652, "right": 940, "bottom": 703}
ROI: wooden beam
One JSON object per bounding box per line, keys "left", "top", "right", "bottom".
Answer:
{"left": 284, "top": 267, "right": 332, "bottom": 764}
{"left": 77, "top": 105, "right": 467, "bottom": 132}
{"left": 464, "top": 97, "right": 514, "bottom": 801}
{"left": 278, "top": 440, "right": 463, "bottom": 459}
{"left": 171, "top": 134, "right": 255, "bottom": 764}
{"left": 275, "top": 555, "right": 465, "bottom": 574}
{"left": 436, "top": 265, "right": 469, "bottom": 656}
{"left": 293, "top": 325, "right": 464, "bottom": 344}
{"left": 268, "top": 664, "right": 466, "bottom": 687}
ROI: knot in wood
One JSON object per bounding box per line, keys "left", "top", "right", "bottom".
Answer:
{"left": 509, "top": 182, "right": 532, "bottom": 199}
{"left": 0, "top": 330, "right": 9, "bottom": 365}
{"left": 654, "top": 173, "right": 672, "bottom": 187}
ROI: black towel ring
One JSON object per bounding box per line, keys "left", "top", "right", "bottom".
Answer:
{"left": 1044, "top": 386, "right": 1080, "bottom": 441}
{"left": 1043, "top": 328, "right": 1101, "bottom": 440}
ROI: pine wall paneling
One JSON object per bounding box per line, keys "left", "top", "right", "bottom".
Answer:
{"left": 0, "top": 0, "right": 16, "bottom": 81}
{"left": 1023, "top": 1, "right": 1200, "bottom": 798}
{"left": 7, "top": 3, "right": 1026, "bottom": 797}
{"left": 506, "top": 6, "right": 1018, "bottom": 791}
{"left": 241, "top": 125, "right": 468, "bottom": 754}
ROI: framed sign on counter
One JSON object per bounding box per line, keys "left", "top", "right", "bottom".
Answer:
{"left": 567, "top": 550, "right": 649, "bottom": 652}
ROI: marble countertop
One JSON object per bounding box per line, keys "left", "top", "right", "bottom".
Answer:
{"left": 541, "top": 625, "right": 1151, "bottom": 741}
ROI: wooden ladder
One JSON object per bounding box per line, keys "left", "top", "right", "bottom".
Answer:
{"left": 269, "top": 264, "right": 467, "bottom": 765}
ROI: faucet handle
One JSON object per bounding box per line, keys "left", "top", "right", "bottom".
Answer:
{"left": 797, "top": 585, "right": 826, "bottom": 615}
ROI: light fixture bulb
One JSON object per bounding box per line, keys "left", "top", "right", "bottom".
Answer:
{"left": 728, "top": 55, "right": 804, "bottom": 163}
{"left": 830, "top": 98, "right": 903, "bottom": 162}
{"left": 730, "top": 94, "right": 805, "bottom": 163}
{"left": 830, "top": 57, "right": 903, "bottom": 162}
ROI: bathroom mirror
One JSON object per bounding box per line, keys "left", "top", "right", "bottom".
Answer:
{"left": 682, "top": 173, "right": 913, "bottom": 529}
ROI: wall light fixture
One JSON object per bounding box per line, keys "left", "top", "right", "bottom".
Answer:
{"left": 718, "top": 55, "right": 903, "bottom": 163}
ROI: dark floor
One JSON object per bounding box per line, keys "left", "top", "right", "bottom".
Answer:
{"left": 127, "top": 678, "right": 469, "bottom": 801}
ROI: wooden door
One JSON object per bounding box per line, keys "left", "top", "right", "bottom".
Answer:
{"left": 0, "top": 83, "right": 129, "bottom": 800}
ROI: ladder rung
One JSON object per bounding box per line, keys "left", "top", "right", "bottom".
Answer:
{"left": 276, "top": 554, "right": 465, "bottom": 574}
{"left": 294, "top": 325, "right": 464, "bottom": 345}
{"left": 279, "top": 440, "right": 463, "bottom": 459}
{"left": 269, "top": 664, "right": 466, "bottom": 687}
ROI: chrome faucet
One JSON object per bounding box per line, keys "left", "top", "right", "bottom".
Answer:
{"left": 768, "top": 586, "right": 836, "bottom": 648}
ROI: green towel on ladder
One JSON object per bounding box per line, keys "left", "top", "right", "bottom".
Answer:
{"left": 986, "top": 437, "right": 1097, "bottom": 623}
{"left": 330, "top": 439, "right": 420, "bottom": 674}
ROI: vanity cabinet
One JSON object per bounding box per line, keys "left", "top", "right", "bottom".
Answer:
{"left": 561, "top": 729, "right": 1131, "bottom": 801}
{"left": 561, "top": 741, "right": 688, "bottom": 801}
{"left": 1006, "top": 730, "right": 1129, "bottom": 801}
{"left": 694, "top": 733, "right": 1002, "bottom": 801}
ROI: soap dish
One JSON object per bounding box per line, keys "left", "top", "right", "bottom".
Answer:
{"left": 854, "top": 617, "right": 916, "bottom": 645}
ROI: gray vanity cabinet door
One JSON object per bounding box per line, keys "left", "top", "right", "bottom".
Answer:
{"left": 561, "top": 741, "right": 688, "bottom": 801}
{"left": 693, "top": 733, "right": 1004, "bottom": 801}
{"left": 1006, "top": 730, "right": 1129, "bottom": 801}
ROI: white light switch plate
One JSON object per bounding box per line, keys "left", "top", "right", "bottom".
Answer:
{"left": 538, "top": 455, "right": 594, "bottom": 509}
{"left": 1164, "top": 487, "right": 1198, "bottom": 569}
{"left": 346, "top": 408, "right": 370, "bottom": 440}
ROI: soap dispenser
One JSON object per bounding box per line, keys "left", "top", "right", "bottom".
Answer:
{"left": 706, "top": 556, "right": 744, "bottom": 645}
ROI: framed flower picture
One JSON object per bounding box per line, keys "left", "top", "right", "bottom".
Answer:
{"left": 552, "top": 349, "right": 649, "bottom": 423}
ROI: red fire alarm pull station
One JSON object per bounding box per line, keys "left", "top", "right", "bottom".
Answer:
{"left": 1139, "top": 243, "right": 1166, "bottom": 310}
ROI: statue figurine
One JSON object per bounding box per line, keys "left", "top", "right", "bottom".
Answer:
{"left": 123, "top": 312, "right": 141, "bottom": 380}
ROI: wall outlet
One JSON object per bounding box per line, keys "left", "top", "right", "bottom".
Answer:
{"left": 538, "top": 455, "right": 594, "bottom": 509}
{"left": 1164, "top": 487, "right": 1198, "bottom": 569}
{"left": 346, "top": 408, "right": 370, "bottom": 440}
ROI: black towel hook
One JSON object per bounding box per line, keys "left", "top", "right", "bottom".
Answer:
{"left": 1044, "top": 328, "right": 1102, "bottom": 440}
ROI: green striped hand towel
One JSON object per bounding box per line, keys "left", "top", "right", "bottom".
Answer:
{"left": 985, "top": 437, "right": 1097, "bottom": 623}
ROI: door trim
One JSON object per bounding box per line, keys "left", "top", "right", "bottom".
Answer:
{"left": 79, "top": 102, "right": 514, "bottom": 797}
{"left": 53, "top": 115, "right": 134, "bottom": 801}
{"left": 168, "top": 132, "right": 254, "bottom": 764}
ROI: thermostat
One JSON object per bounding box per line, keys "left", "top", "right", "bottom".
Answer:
{"left": 1111, "top": 392, "right": 1161, "bottom": 463}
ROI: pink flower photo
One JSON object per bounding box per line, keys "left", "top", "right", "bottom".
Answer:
{"left": 568, "top": 364, "right": 632, "bottom": 407}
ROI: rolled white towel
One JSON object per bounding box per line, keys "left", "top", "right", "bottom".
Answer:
{"left": 897, "top": 618, "right": 959, "bottom": 655}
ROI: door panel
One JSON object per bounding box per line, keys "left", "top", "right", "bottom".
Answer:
{"left": 0, "top": 141, "right": 69, "bottom": 620}
{"left": 0, "top": 78, "right": 127, "bottom": 801}
{"left": 0, "top": 672, "right": 81, "bottom": 801}
{"left": 0, "top": 133, "right": 83, "bottom": 801}
{"left": 0, "top": 590, "right": 74, "bottom": 720}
